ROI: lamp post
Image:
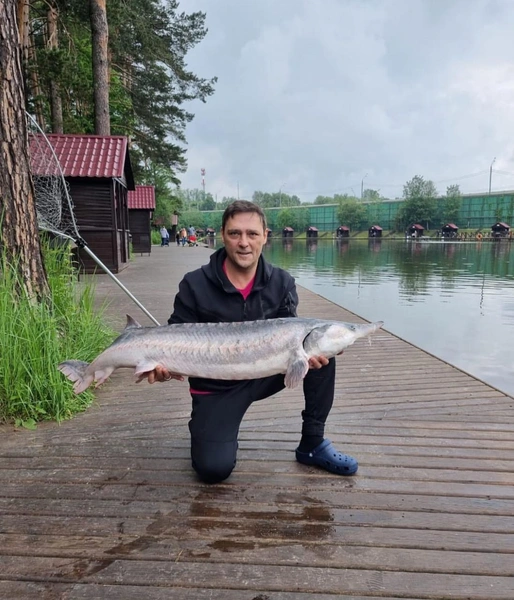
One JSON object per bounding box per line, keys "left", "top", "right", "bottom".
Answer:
{"left": 361, "top": 173, "right": 368, "bottom": 199}
{"left": 489, "top": 157, "right": 496, "bottom": 195}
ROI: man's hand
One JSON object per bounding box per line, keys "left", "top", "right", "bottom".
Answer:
{"left": 308, "top": 355, "right": 329, "bottom": 369}
{"left": 136, "top": 365, "right": 184, "bottom": 384}
{"left": 308, "top": 351, "right": 344, "bottom": 370}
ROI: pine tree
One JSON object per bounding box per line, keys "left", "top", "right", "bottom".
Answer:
{"left": 0, "top": 0, "right": 49, "bottom": 299}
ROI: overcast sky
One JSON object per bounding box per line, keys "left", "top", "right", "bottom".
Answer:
{"left": 178, "top": 0, "right": 514, "bottom": 202}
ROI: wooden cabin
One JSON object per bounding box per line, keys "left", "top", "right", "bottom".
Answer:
{"left": 282, "top": 226, "right": 294, "bottom": 238}
{"left": 368, "top": 225, "right": 383, "bottom": 238}
{"left": 30, "top": 134, "right": 135, "bottom": 273}
{"left": 206, "top": 228, "right": 216, "bottom": 237}
{"left": 128, "top": 185, "right": 155, "bottom": 255}
{"left": 442, "top": 223, "right": 458, "bottom": 238}
{"left": 408, "top": 223, "right": 424, "bottom": 238}
{"left": 306, "top": 226, "right": 318, "bottom": 238}
{"left": 336, "top": 225, "right": 350, "bottom": 238}
{"left": 491, "top": 222, "right": 510, "bottom": 238}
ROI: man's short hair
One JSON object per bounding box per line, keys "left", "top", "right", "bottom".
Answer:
{"left": 221, "top": 200, "right": 267, "bottom": 232}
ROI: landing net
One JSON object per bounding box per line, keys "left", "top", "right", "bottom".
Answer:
{"left": 26, "top": 112, "right": 160, "bottom": 325}
{"left": 27, "top": 115, "right": 79, "bottom": 241}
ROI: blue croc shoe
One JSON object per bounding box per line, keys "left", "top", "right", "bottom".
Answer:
{"left": 296, "top": 439, "right": 358, "bottom": 476}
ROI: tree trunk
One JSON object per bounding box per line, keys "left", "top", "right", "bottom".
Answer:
{"left": 27, "top": 29, "right": 46, "bottom": 131}
{"left": 17, "top": 0, "right": 29, "bottom": 60}
{"left": 0, "top": 0, "right": 49, "bottom": 300}
{"left": 89, "top": 0, "right": 110, "bottom": 135}
{"left": 47, "top": 2, "right": 63, "bottom": 133}
{"left": 18, "top": 0, "right": 46, "bottom": 130}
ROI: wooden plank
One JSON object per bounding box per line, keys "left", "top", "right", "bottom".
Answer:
{"left": 0, "top": 534, "right": 512, "bottom": 576}
{"left": 0, "top": 581, "right": 426, "bottom": 600}
{"left": 1, "top": 556, "right": 514, "bottom": 599}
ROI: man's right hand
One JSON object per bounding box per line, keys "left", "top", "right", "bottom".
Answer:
{"left": 136, "top": 365, "right": 185, "bottom": 384}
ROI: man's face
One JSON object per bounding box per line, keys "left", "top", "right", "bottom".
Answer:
{"left": 221, "top": 212, "right": 267, "bottom": 272}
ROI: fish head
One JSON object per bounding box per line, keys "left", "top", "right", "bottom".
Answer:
{"left": 304, "top": 320, "right": 384, "bottom": 357}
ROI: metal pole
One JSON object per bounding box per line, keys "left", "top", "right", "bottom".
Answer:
{"left": 489, "top": 157, "right": 496, "bottom": 194}
{"left": 81, "top": 245, "right": 160, "bottom": 325}
{"left": 361, "top": 173, "right": 368, "bottom": 199}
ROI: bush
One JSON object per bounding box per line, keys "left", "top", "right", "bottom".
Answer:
{"left": 0, "top": 240, "right": 115, "bottom": 427}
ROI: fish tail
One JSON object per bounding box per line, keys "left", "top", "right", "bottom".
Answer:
{"left": 58, "top": 360, "right": 94, "bottom": 394}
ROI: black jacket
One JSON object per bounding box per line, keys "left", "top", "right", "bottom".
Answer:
{"left": 168, "top": 248, "right": 298, "bottom": 392}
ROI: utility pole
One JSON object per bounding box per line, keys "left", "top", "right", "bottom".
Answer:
{"left": 361, "top": 173, "right": 368, "bottom": 199}
{"left": 279, "top": 182, "right": 286, "bottom": 207}
{"left": 489, "top": 158, "right": 496, "bottom": 194}
{"left": 201, "top": 168, "right": 206, "bottom": 201}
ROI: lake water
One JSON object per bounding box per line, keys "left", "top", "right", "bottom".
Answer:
{"left": 263, "top": 238, "right": 514, "bottom": 397}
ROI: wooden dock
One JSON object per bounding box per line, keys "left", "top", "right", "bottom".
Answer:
{"left": 1, "top": 244, "right": 513, "bottom": 600}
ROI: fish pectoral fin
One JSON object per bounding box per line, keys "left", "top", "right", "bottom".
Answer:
{"left": 284, "top": 353, "right": 310, "bottom": 389}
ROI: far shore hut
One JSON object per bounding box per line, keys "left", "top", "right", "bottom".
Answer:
{"left": 306, "top": 226, "right": 318, "bottom": 238}
{"left": 408, "top": 223, "right": 424, "bottom": 238}
{"left": 442, "top": 223, "right": 459, "bottom": 238}
{"left": 336, "top": 225, "right": 350, "bottom": 238}
{"left": 282, "top": 226, "right": 294, "bottom": 238}
{"left": 491, "top": 222, "right": 510, "bottom": 238}
{"left": 368, "top": 225, "right": 383, "bottom": 238}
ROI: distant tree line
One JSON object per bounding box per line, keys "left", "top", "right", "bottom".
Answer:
{"left": 173, "top": 175, "right": 464, "bottom": 233}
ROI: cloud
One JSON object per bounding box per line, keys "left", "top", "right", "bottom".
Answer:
{"left": 178, "top": 0, "right": 514, "bottom": 200}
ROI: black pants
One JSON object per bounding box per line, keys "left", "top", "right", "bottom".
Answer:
{"left": 189, "top": 358, "right": 335, "bottom": 483}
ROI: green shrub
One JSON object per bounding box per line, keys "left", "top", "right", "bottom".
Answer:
{"left": 0, "top": 239, "right": 115, "bottom": 427}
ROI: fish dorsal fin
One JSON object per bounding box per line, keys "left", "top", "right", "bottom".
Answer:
{"left": 125, "top": 315, "right": 143, "bottom": 330}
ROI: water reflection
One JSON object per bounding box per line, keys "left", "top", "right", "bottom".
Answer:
{"left": 262, "top": 238, "right": 514, "bottom": 396}
{"left": 306, "top": 239, "right": 318, "bottom": 253}
{"left": 282, "top": 238, "right": 293, "bottom": 253}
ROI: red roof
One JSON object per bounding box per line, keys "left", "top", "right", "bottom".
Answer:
{"left": 338, "top": 225, "right": 350, "bottom": 231}
{"left": 370, "top": 225, "right": 383, "bottom": 231}
{"left": 128, "top": 185, "right": 155, "bottom": 210}
{"left": 411, "top": 223, "right": 424, "bottom": 230}
{"left": 29, "top": 134, "right": 133, "bottom": 186}
{"left": 307, "top": 226, "right": 318, "bottom": 231}
{"left": 444, "top": 223, "right": 458, "bottom": 229}
{"left": 283, "top": 226, "right": 294, "bottom": 231}
{"left": 497, "top": 222, "right": 510, "bottom": 228}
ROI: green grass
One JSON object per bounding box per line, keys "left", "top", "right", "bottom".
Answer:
{"left": 0, "top": 239, "right": 115, "bottom": 427}
{"left": 151, "top": 229, "right": 162, "bottom": 245}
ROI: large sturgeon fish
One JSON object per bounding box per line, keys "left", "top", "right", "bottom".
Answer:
{"left": 59, "top": 316, "right": 384, "bottom": 394}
